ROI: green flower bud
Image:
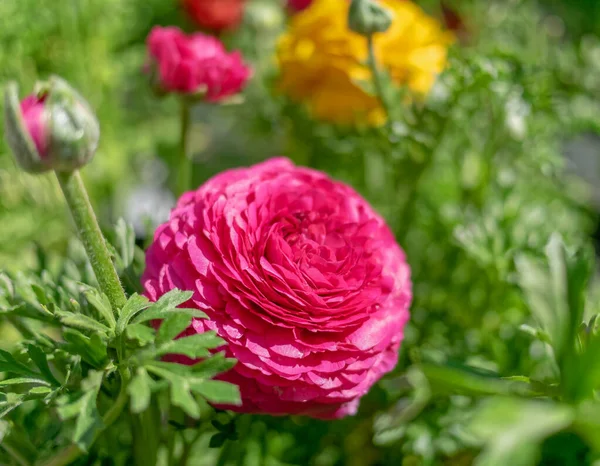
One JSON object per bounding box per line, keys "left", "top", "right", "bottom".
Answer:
{"left": 4, "top": 76, "right": 99, "bottom": 173}
{"left": 348, "top": 0, "right": 393, "bottom": 37}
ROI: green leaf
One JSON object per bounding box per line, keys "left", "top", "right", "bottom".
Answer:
{"left": 421, "top": 363, "right": 535, "bottom": 397}
{"left": 0, "top": 302, "right": 53, "bottom": 322}
{"left": 30, "top": 284, "right": 49, "bottom": 306}
{"left": 28, "top": 386, "right": 53, "bottom": 396}
{"left": 0, "top": 393, "right": 25, "bottom": 418}
{"left": 116, "top": 294, "right": 151, "bottom": 335}
{"left": 114, "top": 219, "right": 135, "bottom": 268}
{"left": 189, "top": 380, "right": 241, "bottom": 406}
{"left": 515, "top": 234, "right": 590, "bottom": 367}
{"left": 83, "top": 287, "right": 116, "bottom": 329}
{"left": 27, "top": 344, "right": 60, "bottom": 386}
{"left": 134, "top": 307, "right": 207, "bottom": 325}
{"left": 191, "top": 352, "right": 237, "bottom": 378}
{"left": 573, "top": 401, "right": 600, "bottom": 451}
{"left": 57, "top": 371, "right": 104, "bottom": 451}
{"left": 134, "top": 332, "right": 225, "bottom": 364}
{"left": 157, "top": 314, "right": 191, "bottom": 344}
{"left": 471, "top": 398, "right": 574, "bottom": 466}
{"left": 145, "top": 364, "right": 200, "bottom": 418}
{"left": 62, "top": 329, "right": 108, "bottom": 368}
{"left": 0, "top": 349, "right": 37, "bottom": 377}
{"left": 0, "top": 377, "right": 50, "bottom": 387}
{"left": 125, "top": 324, "right": 156, "bottom": 346}
{"left": 144, "top": 361, "right": 192, "bottom": 377}
{"left": 55, "top": 310, "right": 112, "bottom": 337}
{"left": 158, "top": 332, "right": 225, "bottom": 359}
{"left": 128, "top": 368, "right": 152, "bottom": 414}
{"left": 131, "top": 289, "right": 205, "bottom": 324}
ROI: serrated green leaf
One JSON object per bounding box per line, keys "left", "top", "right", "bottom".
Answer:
{"left": 158, "top": 332, "right": 225, "bottom": 358}
{"left": 191, "top": 352, "right": 237, "bottom": 378}
{"left": 134, "top": 332, "right": 224, "bottom": 363}
{"left": 128, "top": 368, "right": 151, "bottom": 414}
{"left": 30, "top": 284, "right": 49, "bottom": 306}
{"left": 133, "top": 307, "right": 208, "bottom": 325}
{"left": 116, "top": 294, "right": 151, "bottom": 335}
{"left": 125, "top": 324, "right": 156, "bottom": 346}
{"left": 0, "top": 349, "right": 37, "bottom": 377}
{"left": 157, "top": 314, "right": 191, "bottom": 344}
{"left": 144, "top": 361, "right": 192, "bottom": 377}
{"left": 27, "top": 344, "right": 60, "bottom": 386}
{"left": 62, "top": 329, "right": 108, "bottom": 368}
{"left": 145, "top": 364, "right": 200, "bottom": 418}
{"left": 83, "top": 288, "right": 116, "bottom": 329}
{"left": 132, "top": 289, "right": 202, "bottom": 324}
{"left": 57, "top": 371, "right": 104, "bottom": 451}
{"left": 189, "top": 380, "right": 241, "bottom": 406}
{"left": 55, "top": 310, "right": 112, "bottom": 337}
{"left": 170, "top": 378, "right": 200, "bottom": 419}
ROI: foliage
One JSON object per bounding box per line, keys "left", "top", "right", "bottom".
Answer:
{"left": 0, "top": 0, "right": 600, "bottom": 465}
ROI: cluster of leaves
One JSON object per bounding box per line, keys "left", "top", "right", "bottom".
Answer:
{"left": 0, "top": 0, "right": 599, "bottom": 465}
{"left": 0, "top": 225, "right": 240, "bottom": 465}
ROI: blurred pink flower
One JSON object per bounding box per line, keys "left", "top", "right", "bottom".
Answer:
{"left": 287, "top": 0, "right": 313, "bottom": 12}
{"left": 142, "top": 158, "right": 412, "bottom": 419}
{"left": 20, "top": 94, "right": 49, "bottom": 157}
{"left": 146, "top": 26, "right": 251, "bottom": 101}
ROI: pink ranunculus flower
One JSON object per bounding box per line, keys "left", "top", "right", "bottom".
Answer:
{"left": 20, "top": 94, "right": 49, "bottom": 157}
{"left": 142, "top": 158, "right": 412, "bottom": 419}
{"left": 287, "top": 0, "right": 313, "bottom": 12}
{"left": 146, "top": 26, "right": 251, "bottom": 101}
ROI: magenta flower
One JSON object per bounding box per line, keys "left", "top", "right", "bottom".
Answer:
{"left": 20, "top": 94, "right": 49, "bottom": 157}
{"left": 142, "top": 158, "right": 412, "bottom": 419}
{"left": 146, "top": 26, "right": 251, "bottom": 101}
{"left": 287, "top": 0, "right": 313, "bottom": 12}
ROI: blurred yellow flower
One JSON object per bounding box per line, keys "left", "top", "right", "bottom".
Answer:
{"left": 277, "top": 0, "right": 454, "bottom": 125}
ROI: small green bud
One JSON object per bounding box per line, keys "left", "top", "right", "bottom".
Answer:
{"left": 348, "top": 0, "right": 393, "bottom": 37}
{"left": 4, "top": 76, "right": 99, "bottom": 173}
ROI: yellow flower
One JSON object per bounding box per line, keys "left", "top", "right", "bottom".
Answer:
{"left": 277, "top": 0, "right": 454, "bottom": 125}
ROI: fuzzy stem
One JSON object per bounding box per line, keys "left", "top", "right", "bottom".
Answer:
{"left": 366, "top": 35, "right": 393, "bottom": 127}
{"left": 55, "top": 171, "right": 127, "bottom": 312}
{"left": 38, "top": 369, "right": 131, "bottom": 466}
{"left": 176, "top": 99, "right": 192, "bottom": 196}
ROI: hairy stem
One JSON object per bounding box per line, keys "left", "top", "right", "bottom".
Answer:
{"left": 55, "top": 171, "right": 127, "bottom": 312}
{"left": 176, "top": 99, "right": 192, "bottom": 196}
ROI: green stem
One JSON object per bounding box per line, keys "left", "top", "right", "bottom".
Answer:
{"left": 1, "top": 443, "right": 31, "bottom": 466}
{"left": 55, "top": 171, "right": 127, "bottom": 312}
{"left": 366, "top": 35, "right": 393, "bottom": 128}
{"left": 176, "top": 100, "right": 192, "bottom": 196}
{"left": 38, "top": 369, "right": 131, "bottom": 466}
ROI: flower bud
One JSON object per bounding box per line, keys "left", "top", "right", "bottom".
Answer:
{"left": 4, "top": 76, "right": 99, "bottom": 173}
{"left": 348, "top": 0, "right": 393, "bottom": 36}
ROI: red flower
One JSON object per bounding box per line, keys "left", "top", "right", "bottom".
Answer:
{"left": 287, "top": 0, "right": 313, "bottom": 12}
{"left": 183, "top": 0, "right": 247, "bottom": 32}
{"left": 142, "top": 158, "right": 412, "bottom": 419}
{"left": 146, "top": 26, "right": 251, "bottom": 100}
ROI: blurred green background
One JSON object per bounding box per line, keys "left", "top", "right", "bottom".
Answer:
{"left": 1, "top": 0, "right": 600, "bottom": 465}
